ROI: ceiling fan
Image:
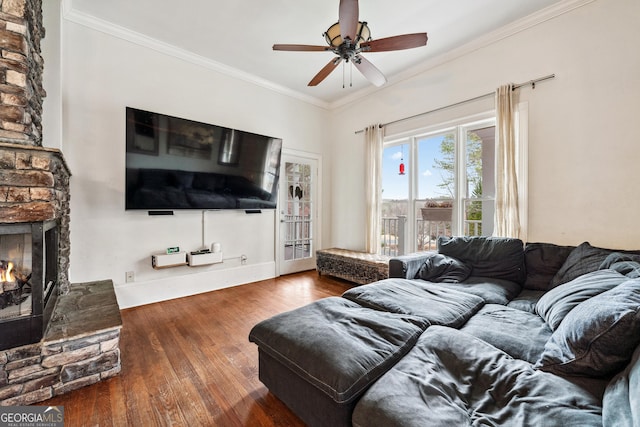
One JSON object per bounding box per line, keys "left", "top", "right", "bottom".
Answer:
{"left": 273, "top": 0, "right": 428, "bottom": 87}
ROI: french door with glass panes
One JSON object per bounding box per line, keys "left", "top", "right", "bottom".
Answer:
{"left": 278, "top": 154, "right": 319, "bottom": 275}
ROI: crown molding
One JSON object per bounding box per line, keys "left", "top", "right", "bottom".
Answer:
{"left": 61, "top": 0, "right": 594, "bottom": 111}
{"left": 328, "top": 0, "right": 596, "bottom": 110}
{"left": 60, "top": 0, "right": 331, "bottom": 110}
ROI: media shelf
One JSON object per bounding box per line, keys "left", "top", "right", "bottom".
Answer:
{"left": 151, "top": 250, "right": 223, "bottom": 269}
{"left": 187, "top": 251, "right": 223, "bottom": 266}
{"left": 151, "top": 252, "right": 188, "bottom": 269}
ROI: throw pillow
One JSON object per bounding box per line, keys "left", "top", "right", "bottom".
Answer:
{"left": 417, "top": 254, "right": 471, "bottom": 283}
{"left": 609, "top": 261, "right": 640, "bottom": 278}
{"left": 535, "top": 269, "right": 627, "bottom": 330}
{"left": 599, "top": 252, "right": 640, "bottom": 278}
{"left": 550, "top": 242, "right": 640, "bottom": 288}
{"left": 535, "top": 278, "right": 640, "bottom": 377}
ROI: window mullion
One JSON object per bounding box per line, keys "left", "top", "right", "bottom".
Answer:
{"left": 454, "top": 126, "right": 466, "bottom": 235}
{"left": 407, "top": 137, "right": 418, "bottom": 253}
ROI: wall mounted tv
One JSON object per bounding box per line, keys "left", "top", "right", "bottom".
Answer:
{"left": 125, "top": 107, "right": 283, "bottom": 211}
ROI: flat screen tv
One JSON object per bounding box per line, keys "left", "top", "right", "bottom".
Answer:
{"left": 125, "top": 107, "right": 283, "bottom": 211}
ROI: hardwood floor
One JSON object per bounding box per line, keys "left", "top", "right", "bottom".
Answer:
{"left": 43, "top": 271, "right": 352, "bottom": 426}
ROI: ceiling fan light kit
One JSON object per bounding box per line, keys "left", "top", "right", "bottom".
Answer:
{"left": 273, "top": 0, "right": 427, "bottom": 88}
{"left": 324, "top": 21, "right": 371, "bottom": 49}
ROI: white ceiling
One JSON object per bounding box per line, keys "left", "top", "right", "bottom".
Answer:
{"left": 67, "top": 0, "right": 567, "bottom": 107}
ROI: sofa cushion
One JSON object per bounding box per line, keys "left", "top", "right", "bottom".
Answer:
{"left": 352, "top": 326, "right": 603, "bottom": 427}
{"left": 535, "top": 269, "right": 627, "bottom": 330}
{"left": 550, "top": 242, "right": 640, "bottom": 288}
{"left": 507, "top": 289, "right": 546, "bottom": 313}
{"left": 536, "top": 279, "right": 640, "bottom": 377}
{"left": 426, "top": 276, "right": 522, "bottom": 305}
{"left": 437, "top": 236, "right": 525, "bottom": 284}
{"left": 248, "top": 297, "right": 429, "bottom": 404}
{"left": 342, "top": 278, "right": 483, "bottom": 328}
{"left": 523, "top": 242, "right": 575, "bottom": 290}
{"left": 416, "top": 253, "right": 471, "bottom": 283}
{"left": 603, "top": 344, "right": 640, "bottom": 427}
{"left": 461, "top": 304, "right": 552, "bottom": 363}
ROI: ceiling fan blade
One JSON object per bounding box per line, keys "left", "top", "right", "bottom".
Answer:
{"left": 339, "top": 0, "right": 359, "bottom": 42}
{"left": 354, "top": 55, "right": 387, "bottom": 87}
{"left": 361, "top": 33, "right": 428, "bottom": 52}
{"left": 308, "top": 58, "right": 341, "bottom": 86}
{"left": 273, "top": 44, "right": 331, "bottom": 52}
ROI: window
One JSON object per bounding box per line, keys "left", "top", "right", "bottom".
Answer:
{"left": 381, "top": 116, "right": 496, "bottom": 255}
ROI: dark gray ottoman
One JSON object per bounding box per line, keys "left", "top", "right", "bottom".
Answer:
{"left": 249, "top": 297, "right": 429, "bottom": 427}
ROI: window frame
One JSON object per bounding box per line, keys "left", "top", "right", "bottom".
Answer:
{"left": 382, "top": 111, "right": 500, "bottom": 254}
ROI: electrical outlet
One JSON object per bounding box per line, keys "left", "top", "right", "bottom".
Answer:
{"left": 241, "top": 255, "right": 247, "bottom": 265}
{"left": 125, "top": 271, "right": 135, "bottom": 283}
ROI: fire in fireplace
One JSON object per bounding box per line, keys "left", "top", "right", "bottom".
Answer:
{"left": 0, "top": 259, "right": 31, "bottom": 312}
{"left": 0, "top": 220, "right": 59, "bottom": 350}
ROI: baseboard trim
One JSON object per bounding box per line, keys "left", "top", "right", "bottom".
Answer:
{"left": 113, "top": 262, "right": 276, "bottom": 309}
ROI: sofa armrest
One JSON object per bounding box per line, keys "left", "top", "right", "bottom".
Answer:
{"left": 389, "top": 251, "right": 436, "bottom": 279}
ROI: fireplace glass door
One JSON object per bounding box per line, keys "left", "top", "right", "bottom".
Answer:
{"left": 0, "top": 230, "right": 32, "bottom": 319}
{"left": 0, "top": 220, "right": 58, "bottom": 350}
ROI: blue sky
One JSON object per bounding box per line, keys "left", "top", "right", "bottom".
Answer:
{"left": 382, "top": 135, "right": 451, "bottom": 200}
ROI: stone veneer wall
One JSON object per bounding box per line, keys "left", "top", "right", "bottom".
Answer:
{"left": 0, "top": 0, "right": 45, "bottom": 145}
{"left": 0, "top": 142, "right": 71, "bottom": 292}
{"left": 0, "top": 327, "right": 121, "bottom": 405}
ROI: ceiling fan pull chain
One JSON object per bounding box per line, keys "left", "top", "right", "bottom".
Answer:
{"left": 350, "top": 61, "right": 353, "bottom": 87}
{"left": 342, "top": 61, "right": 345, "bottom": 88}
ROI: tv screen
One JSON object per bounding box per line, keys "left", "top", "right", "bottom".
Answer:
{"left": 125, "top": 107, "right": 283, "bottom": 211}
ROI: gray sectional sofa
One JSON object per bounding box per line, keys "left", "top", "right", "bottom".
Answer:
{"left": 249, "top": 237, "right": 640, "bottom": 426}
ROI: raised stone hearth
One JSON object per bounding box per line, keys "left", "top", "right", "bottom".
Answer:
{"left": 0, "top": 280, "right": 122, "bottom": 405}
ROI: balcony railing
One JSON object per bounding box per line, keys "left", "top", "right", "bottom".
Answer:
{"left": 380, "top": 216, "right": 482, "bottom": 257}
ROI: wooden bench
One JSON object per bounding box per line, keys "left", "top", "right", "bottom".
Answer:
{"left": 316, "top": 248, "right": 390, "bottom": 285}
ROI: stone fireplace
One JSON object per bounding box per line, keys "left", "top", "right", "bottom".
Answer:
{"left": 0, "top": 0, "right": 122, "bottom": 405}
{"left": 0, "top": 0, "right": 72, "bottom": 349}
{"left": 0, "top": 219, "right": 59, "bottom": 351}
{"left": 0, "top": 143, "right": 71, "bottom": 350}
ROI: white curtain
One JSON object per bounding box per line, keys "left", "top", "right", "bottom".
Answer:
{"left": 494, "top": 84, "right": 521, "bottom": 238}
{"left": 364, "top": 124, "right": 383, "bottom": 253}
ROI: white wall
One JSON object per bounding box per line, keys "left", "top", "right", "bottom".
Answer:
{"left": 50, "top": 0, "right": 640, "bottom": 308}
{"left": 329, "top": 0, "right": 640, "bottom": 251}
{"left": 58, "top": 18, "right": 330, "bottom": 308}
{"left": 41, "top": 0, "right": 62, "bottom": 150}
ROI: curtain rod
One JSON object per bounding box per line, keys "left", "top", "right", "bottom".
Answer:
{"left": 355, "top": 73, "right": 555, "bottom": 134}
